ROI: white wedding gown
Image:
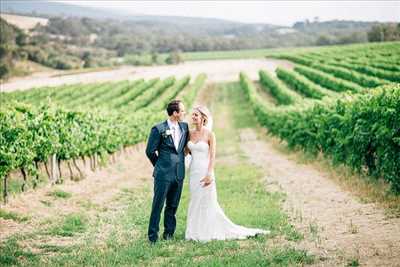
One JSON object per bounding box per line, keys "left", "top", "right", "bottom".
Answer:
{"left": 185, "top": 140, "right": 269, "bottom": 242}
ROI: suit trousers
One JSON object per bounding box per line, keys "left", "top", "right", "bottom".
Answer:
{"left": 148, "top": 178, "right": 183, "bottom": 242}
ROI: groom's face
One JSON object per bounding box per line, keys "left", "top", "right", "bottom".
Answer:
{"left": 174, "top": 103, "right": 185, "bottom": 121}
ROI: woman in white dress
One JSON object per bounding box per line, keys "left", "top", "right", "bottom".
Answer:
{"left": 184, "top": 105, "right": 269, "bottom": 242}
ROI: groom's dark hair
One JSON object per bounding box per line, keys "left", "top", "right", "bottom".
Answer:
{"left": 167, "top": 100, "right": 182, "bottom": 116}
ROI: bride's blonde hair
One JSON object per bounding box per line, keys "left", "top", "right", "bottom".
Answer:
{"left": 193, "top": 105, "right": 210, "bottom": 126}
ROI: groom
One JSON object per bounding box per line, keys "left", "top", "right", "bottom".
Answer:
{"left": 145, "top": 99, "right": 189, "bottom": 244}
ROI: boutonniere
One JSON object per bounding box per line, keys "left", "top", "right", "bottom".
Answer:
{"left": 162, "top": 129, "right": 172, "bottom": 138}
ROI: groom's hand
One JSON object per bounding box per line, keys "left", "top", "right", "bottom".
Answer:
{"left": 200, "top": 176, "right": 213, "bottom": 187}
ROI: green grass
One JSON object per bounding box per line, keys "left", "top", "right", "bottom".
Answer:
{"left": 124, "top": 45, "right": 322, "bottom": 65}
{"left": 125, "top": 42, "right": 400, "bottom": 66}
{"left": 36, "top": 244, "right": 76, "bottom": 254}
{"left": 0, "top": 82, "right": 313, "bottom": 266}
{"left": 0, "top": 209, "right": 29, "bottom": 222}
{"left": 31, "top": 159, "right": 312, "bottom": 266}
{"left": 46, "top": 189, "right": 72, "bottom": 199}
{"left": 40, "top": 199, "right": 52, "bottom": 207}
{"left": 347, "top": 258, "right": 360, "bottom": 266}
{"left": 0, "top": 237, "right": 38, "bottom": 266}
{"left": 47, "top": 213, "right": 88, "bottom": 237}
{"left": 181, "top": 47, "right": 303, "bottom": 61}
{"left": 76, "top": 199, "right": 101, "bottom": 211}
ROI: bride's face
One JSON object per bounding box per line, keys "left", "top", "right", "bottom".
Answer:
{"left": 191, "top": 110, "right": 203, "bottom": 125}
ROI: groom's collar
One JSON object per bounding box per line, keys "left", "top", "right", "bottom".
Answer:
{"left": 167, "top": 119, "right": 179, "bottom": 129}
{"left": 167, "top": 119, "right": 179, "bottom": 126}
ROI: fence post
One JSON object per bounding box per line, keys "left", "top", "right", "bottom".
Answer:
{"left": 50, "top": 154, "right": 59, "bottom": 184}
{"left": 3, "top": 174, "right": 8, "bottom": 204}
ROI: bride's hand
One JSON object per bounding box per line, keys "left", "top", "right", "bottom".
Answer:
{"left": 200, "top": 175, "right": 213, "bottom": 187}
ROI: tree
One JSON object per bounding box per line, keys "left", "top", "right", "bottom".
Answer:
{"left": 16, "top": 32, "right": 28, "bottom": 46}
{"left": 0, "top": 46, "right": 13, "bottom": 79}
{"left": 368, "top": 25, "right": 385, "bottom": 42}
{"left": 165, "top": 50, "right": 183, "bottom": 65}
{"left": 368, "top": 23, "right": 400, "bottom": 42}
{"left": 316, "top": 35, "right": 332, "bottom": 46}
{"left": 0, "top": 64, "right": 9, "bottom": 79}
{"left": 382, "top": 23, "right": 400, "bottom": 41}
{"left": 0, "top": 18, "right": 17, "bottom": 45}
{"left": 82, "top": 51, "right": 93, "bottom": 68}
{"left": 151, "top": 52, "right": 159, "bottom": 64}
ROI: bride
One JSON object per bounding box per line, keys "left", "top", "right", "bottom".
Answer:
{"left": 184, "top": 105, "right": 269, "bottom": 242}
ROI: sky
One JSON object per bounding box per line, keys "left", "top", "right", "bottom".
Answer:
{"left": 58, "top": 1, "right": 400, "bottom": 26}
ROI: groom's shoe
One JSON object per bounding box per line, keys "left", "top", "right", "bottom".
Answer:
{"left": 148, "top": 236, "right": 157, "bottom": 245}
{"left": 162, "top": 233, "right": 174, "bottom": 241}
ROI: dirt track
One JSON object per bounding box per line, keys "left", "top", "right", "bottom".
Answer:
{"left": 240, "top": 128, "right": 400, "bottom": 266}
{"left": 0, "top": 59, "right": 293, "bottom": 92}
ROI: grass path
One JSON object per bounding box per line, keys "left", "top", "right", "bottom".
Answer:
{"left": 1, "top": 83, "right": 314, "bottom": 266}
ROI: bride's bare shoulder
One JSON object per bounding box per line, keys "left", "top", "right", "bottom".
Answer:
{"left": 204, "top": 129, "right": 215, "bottom": 140}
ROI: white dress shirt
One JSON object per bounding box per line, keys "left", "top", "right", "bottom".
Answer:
{"left": 167, "top": 119, "right": 181, "bottom": 150}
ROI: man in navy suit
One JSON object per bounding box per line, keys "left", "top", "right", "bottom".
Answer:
{"left": 146, "top": 99, "right": 189, "bottom": 243}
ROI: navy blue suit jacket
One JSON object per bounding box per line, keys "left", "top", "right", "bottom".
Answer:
{"left": 145, "top": 120, "right": 189, "bottom": 181}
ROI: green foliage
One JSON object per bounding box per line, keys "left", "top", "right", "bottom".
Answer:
{"left": 165, "top": 51, "right": 184, "bottom": 65}
{"left": 347, "top": 258, "right": 360, "bottom": 266}
{"left": 24, "top": 45, "right": 81, "bottom": 70}
{"left": 0, "top": 18, "right": 27, "bottom": 79}
{"left": 0, "top": 209, "right": 29, "bottom": 222}
{"left": 360, "top": 61, "right": 400, "bottom": 72}
{"left": 124, "top": 53, "right": 157, "bottom": 66}
{"left": 35, "top": 14, "right": 387, "bottom": 55}
{"left": 129, "top": 77, "right": 176, "bottom": 111}
{"left": 0, "top": 74, "right": 207, "bottom": 202}
{"left": 276, "top": 67, "right": 330, "bottom": 99}
{"left": 146, "top": 76, "right": 190, "bottom": 110}
{"left": 0, "top": 63, "right": 10, "bottom": 78}
{"left": 182, "top": 73, "right": 207, "bottom": 109}
{"left": 110, "top": 79, "right": 159, "bottom": 109}
{"left": 240, "top": 73, "right": 400, "bottom": 193}
{"left": 309, "top": 62, "right": 385, "bottom": 88}
{"left": 272, "top": 42, "right": 400, "bottom": 87}
{"left": 294, "top": 65, "right": 364, "bottom": 93}
{"left": 258, "top": 70, "right": 301, "bottom": 105}
{"left": 47, "top": 189, "right": 72, "bottom": 199}
{"left": 243, "top": 43, "right": 400, "bottom": 192}
{"left": 49, "top": 213, "right": 87, "bottom": 236}
{"left": 0, "top": 237, "right": 38, "bottom": 266}
{"left": 329, "top": 60, "right": 400, "bottom": 83}
{"left": 367, "top": 23, "right": 400, "bottom": 42}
